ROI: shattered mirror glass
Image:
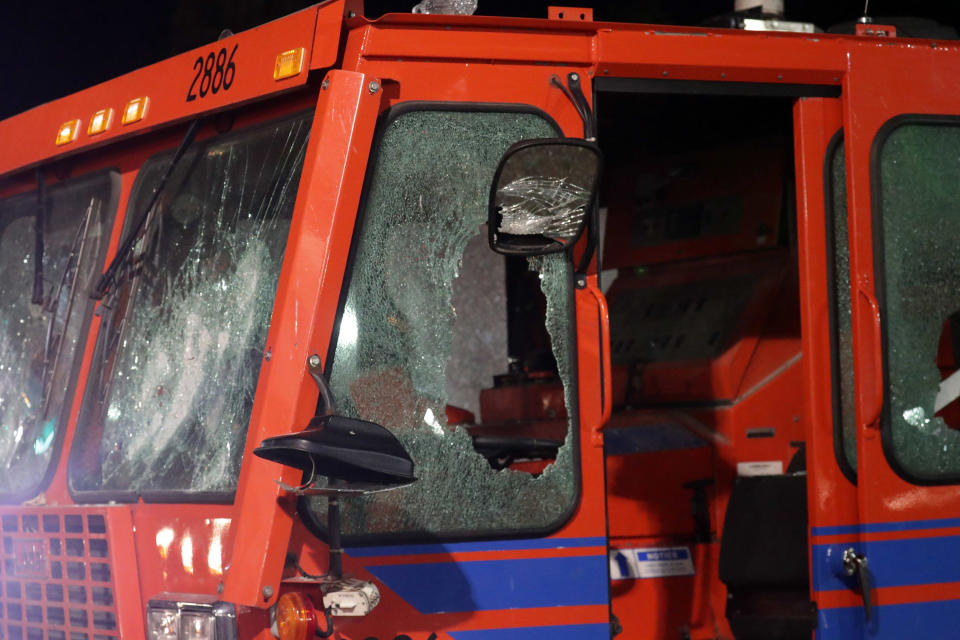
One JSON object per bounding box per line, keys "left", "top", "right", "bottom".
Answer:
{"left": 0, "top": 172, "right": 117, "bottom": 499}
{"left": 490, "top": 141, "right": 599, "bottom": 254}
{"left": 878, "top": 122, "right": 960, "bottom": 478}
{"left": 308, "top": 109, "right": 579, "bottom": 539}
{"left": 69, "top": 112, "right": 311, "bottom": 497}
{"left": 828, "top": 139, "right": 857, "bottom": 473}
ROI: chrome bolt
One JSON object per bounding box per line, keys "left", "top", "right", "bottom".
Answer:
{"left": 308, "top": 354, "right": 322, "bottom": 368}
{"left": 368, "top": 80, "right": 380, "bottom": 94}
{"left": 262, "top": 585, "right": 274, "bottom": 600}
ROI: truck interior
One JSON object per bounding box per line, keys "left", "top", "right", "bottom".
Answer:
{"left": 596, "top": 87, "right": 808, "bottom": 639}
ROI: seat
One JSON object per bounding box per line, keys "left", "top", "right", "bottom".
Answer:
{"left": 719, "top": 473, "right": 816, "bottom": 639}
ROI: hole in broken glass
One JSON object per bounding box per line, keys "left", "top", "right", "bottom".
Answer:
{"left": 931, "top": 312, "right": 960, "bottom": 429}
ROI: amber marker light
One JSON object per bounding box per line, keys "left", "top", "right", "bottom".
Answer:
{"left": 275, "top": 592, "right": 317, "bottom": 640}
{"left": 87, "top": 108, "right": 114, "bottom": 135}
{"left": 55, "top": 119, "right": 80, "bottom": 145}
{"left": 121, "top": 96, "right": 148, "bottom": 125}
{"left": 274, "top": 47, "right": 305, "bottom": 80}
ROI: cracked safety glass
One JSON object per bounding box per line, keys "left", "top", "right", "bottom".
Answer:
{"left": 69, "top": 112, "right": 311, "bottom": 497}
{"left": 828, "top": 138, "right": 857, "bottom": 473}
{"left": 877, "top": 122, "right": 960, "bottom": 479}
{"left": 0, "top": 171, "right": 117, "bottom": 499}
{"left": 308, "top": 109, "right": 579, "bottom": 540}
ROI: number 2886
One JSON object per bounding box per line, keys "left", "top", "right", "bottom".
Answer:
{"left": 187, "top": 44, "right": 237, "bottom": 102}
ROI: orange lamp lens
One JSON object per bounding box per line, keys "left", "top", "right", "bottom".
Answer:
{"left": 274, "top": 47, "right": 305, "bottom": 80}
{"left": 275, "top": 592, "right": 317, "bottom": 640}
{"left": 88, "top": 108, "right": 113, "bottom": 135}
{"left": 122, "top": 97, "right": 149, "bottom": 125}
{"left": 55, "top": 119, "right": 80, "bottom": 145}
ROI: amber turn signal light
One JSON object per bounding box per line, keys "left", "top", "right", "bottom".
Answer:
{"left": 275, "top": 591, "right": 317, "bottom": 640}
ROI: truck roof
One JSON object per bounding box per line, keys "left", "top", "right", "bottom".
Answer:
{"left": 1, "top": 0, "right": 956, "bottom": 180}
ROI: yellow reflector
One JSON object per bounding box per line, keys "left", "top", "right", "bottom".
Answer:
{"left": 55, "top": 119, "right": 80, "bottom": 146}
{"left": 274, "top": 48, "right": 305, "bottom": 80}
{"left": 122, "top": 97, "right": 149, "bottom": 125}
{"left": 87, "top": 108, "right": 114, "bottom": 135}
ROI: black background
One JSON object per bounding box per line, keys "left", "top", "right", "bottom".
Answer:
{"left": 2, "top": 0, "right": 959, "bottom": 120}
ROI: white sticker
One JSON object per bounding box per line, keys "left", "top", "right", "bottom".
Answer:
{"left": 736, "top": 460, "right": 784, "bottom": 476}
{"left": 609, "top": 546, "right": 695, "bottom": 580}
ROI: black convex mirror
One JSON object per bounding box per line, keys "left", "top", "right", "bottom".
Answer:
{"left": 488, "top": 138, "right": 602, "bottom": 256}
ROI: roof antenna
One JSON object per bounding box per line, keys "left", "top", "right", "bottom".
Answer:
{"left": 859, "top": 0, "right": 872, "bottom": 23}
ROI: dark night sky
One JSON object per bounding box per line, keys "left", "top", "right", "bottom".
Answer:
{"left": 2, "top": 0, "right": 959, "bottom": 121}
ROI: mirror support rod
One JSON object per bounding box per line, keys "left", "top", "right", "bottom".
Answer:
{"left": 91, "top": 119, "right": 202, "bottom": 300}
{"left": 550, "top": 73, "right": 595, "bottom": 141}
{"left": 550, "top": 73, "right": 600, "bottom": 276}
{"left": 32, "top": 167, "right": 45, "bottom": 305}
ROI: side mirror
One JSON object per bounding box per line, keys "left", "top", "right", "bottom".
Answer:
{"left": 488, "top": 138, "right": 602, "bottom": 256}
{"left": 254, "top": 355, "right": 415, "bottom": 492}
{"left": 253, "top": 414, "right": 416, "bottom": 490}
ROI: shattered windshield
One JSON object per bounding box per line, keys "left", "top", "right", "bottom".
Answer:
{"left": 69, "top": 112, "right": 311, "bottom": 498}
{"left": 305, "top": 108, "right": 579, "bottom": 540}
{"left": 0, "top": 172, "right": 117, "bottom": 500}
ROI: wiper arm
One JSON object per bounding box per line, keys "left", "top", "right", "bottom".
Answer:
{"left": 91, "top": 119, "right": 201, "bottom": 300}
{"left": 39, "top": 198, "right": 96, "bottom": 421}
{"left": 32, "top": 167, "right": 45, "bottom": 305}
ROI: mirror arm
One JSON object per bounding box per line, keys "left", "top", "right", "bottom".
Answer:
{"left": 550, "top": 74, "right": 595, "bottom": 141}
{"left": 565, "top": 72, "right": 597, "bottom": 141}
{"left": 550, "top": 72, "right": 599, "bottom": 275}
{"left": 307, "top": 354, "right": 337, "bottom": 415}
{"left": 574, "top": 197, "right": 600, "bottom": 280}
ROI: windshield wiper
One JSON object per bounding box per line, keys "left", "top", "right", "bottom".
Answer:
{"left": 39, "top": 198, "right": 96, "bottom": 421}
{"left": 32, "top": 167, "right": 45, "bottom": 305}
{"left": 91, "top": 119, "right": 201, "bottom": 300}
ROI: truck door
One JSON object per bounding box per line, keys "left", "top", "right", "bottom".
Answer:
{"left": 824, "top": 43, "right": 960, "bottom": 636}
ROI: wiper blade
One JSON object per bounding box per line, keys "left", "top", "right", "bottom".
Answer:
{"left": 32, "top": 167, "right": 45, "bottom": 305}
{"left": 39, "top": 197, "right": 96, "bottom": 421}
{"left": 91, "top": 119, "right": 201, "bottom": 300}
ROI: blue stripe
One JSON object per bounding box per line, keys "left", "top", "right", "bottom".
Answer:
{"left": 812, "top": 517, "right": 960, "bottom": 536}
{"left": 345, "top": 536, "right": 606, "bottom": 557}
{"left": 818, "top": 600, "right": 960, "bottom": 639}
{"left": 366, "top": 555, "right": 608, "bottom": 614}
{"left": 813, "top": 535, "right": 960, "bottom": 592}
{"left": 811, "top": 523, "right": 862, "bottom": 536}
{"left": 449, "top": 624, "right": 609, "bottom": 640}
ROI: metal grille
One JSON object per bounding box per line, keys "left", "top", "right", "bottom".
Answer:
{"left": 0, "top": 509, "right": 118, "bottom": 640}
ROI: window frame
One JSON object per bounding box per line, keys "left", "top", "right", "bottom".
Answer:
{"left": 67, "top": 110, "right": 314, "bottom": 504}
{"left": 871, "top": 113, "right": 960, "bottom": 486}
{"left": 823, "top": 129, "right": 857, "bottom": 484}
{"left": 0, "top": 168, "right": 121, "bottom": 504}
{"left": 298, "top": 101, "right": 586, "bottom": 546}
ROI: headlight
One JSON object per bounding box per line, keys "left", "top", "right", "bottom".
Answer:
{"left": 146, "top": 594, "right": 237, "bottom": 640}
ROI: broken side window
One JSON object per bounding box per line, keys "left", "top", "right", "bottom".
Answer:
{"left": 69, "top": 112, "right": 311, "bottom": 498}
{"left": 876, "top": 121, "right": 960, "bottom": 479}
{"left": 304, "top": 108, "right": 579, "bottom": 540}
{"left": 0, "top": 171, "right": 118, "bottom": 500}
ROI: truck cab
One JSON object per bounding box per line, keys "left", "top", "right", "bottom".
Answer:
{"left": 1, "top": 2, "right": 960, "bottom": 639}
